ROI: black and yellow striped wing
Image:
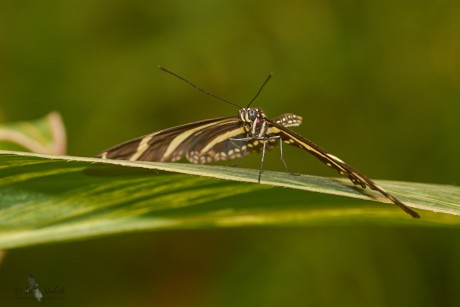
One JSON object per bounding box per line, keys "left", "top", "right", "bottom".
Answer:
{"left": 266, "top": 120, "right": 419, "bottom": 218}
{"left": 97, "top": 113, "right": 302, "bottom": 163}
{"left": 97, "top": 117, "right": 245, "bottom": 162}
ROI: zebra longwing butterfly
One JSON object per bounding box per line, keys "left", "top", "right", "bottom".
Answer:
{"left": 97, "top": 67, "right": 420, "bottom": 218}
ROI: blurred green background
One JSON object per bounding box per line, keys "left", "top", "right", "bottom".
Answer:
{"left": 0, "top": 0, "right": 459, "bottom": 306}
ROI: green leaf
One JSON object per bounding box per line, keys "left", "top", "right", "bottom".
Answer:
{"left": 0, "top": 150, "right": 459, "bottom": 249}
{"left": 0, "top": 112, "right": 66, "bottom": 154}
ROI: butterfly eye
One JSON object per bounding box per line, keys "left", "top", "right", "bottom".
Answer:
{"left": 248, "top": 109, "right": 256, "bottom": 120}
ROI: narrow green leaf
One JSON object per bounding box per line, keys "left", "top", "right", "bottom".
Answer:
{"left": 0, "top": 150, "right": 459, "bottom": 249}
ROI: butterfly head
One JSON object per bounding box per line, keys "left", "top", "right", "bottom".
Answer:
{"left": 239, "top": 108, "right": 266, "bottom": 123}
{"left": 239, "top": 108, "right": 268, "bottom": 137}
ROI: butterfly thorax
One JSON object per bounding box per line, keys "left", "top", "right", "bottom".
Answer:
{"left": 239, "top": 108, "right": 268, "bottom": 139}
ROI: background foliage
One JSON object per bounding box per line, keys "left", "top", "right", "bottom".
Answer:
{"left": 0, "top": 0, "right": 459, "bottom": 306}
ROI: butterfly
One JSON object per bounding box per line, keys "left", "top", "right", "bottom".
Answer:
{"left": 97, "top": 66, "right": 420, "bottom": 218}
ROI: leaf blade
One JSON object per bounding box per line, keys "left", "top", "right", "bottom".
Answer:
{"left": 0, "top": 150, "right": 459, "bottom": 249}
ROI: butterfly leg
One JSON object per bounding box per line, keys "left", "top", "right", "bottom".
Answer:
{"left": 273, "top": 135, "right": 300, "bottom": 177}
{"left": 258, "top": 138, "right": 268, "bottom": 183}
{"left": 275, "top": 135, "right": 289, "bottom": 172}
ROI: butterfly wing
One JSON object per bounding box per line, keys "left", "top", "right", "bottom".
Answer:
{"left": 98, "top": 113, "right": 304, "bottom": 164}
{"left": 272, "top": 113, "right": 303, "bottom": 127}
{"left": 266, "top": 120, "right": 419, "bottom": 218}
{"left": 182, "top": 119, "right": 250, "bottom": 163}
{"left": 97, "top": 117, "right": 247, "bottom": 163}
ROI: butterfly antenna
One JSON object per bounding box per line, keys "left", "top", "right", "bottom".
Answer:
{"left": 159, "top": 66, "right": 242, "bottom": 109}
{"left": 247, "top": 72, "right": 273, "bottom": 107}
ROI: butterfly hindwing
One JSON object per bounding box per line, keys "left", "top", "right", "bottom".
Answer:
{"left": 272, "top": 113, "right": 303, "bottom": 127}
{"left": 184, "top": 120, "right": 248, "bottom": 163}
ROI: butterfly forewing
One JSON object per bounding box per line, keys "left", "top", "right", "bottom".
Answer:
{"left": 97, "top": 117, "right": 243, "bottom": 162}
{"left": 266, "top": 120, "right": 419, "bottom": 218}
